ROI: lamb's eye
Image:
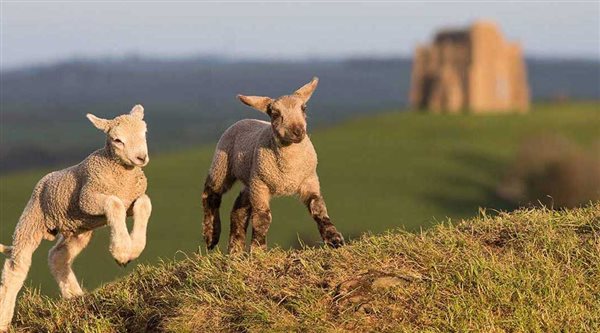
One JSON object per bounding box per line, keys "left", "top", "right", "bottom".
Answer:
{"left": 271, "top": 112, "right": 281, "bottom": 119}
{"left": 113, "top": 138, "right": 123, "bottom": 145}
{"left": 301, "top": 104, "right": 307, "bottom": 112}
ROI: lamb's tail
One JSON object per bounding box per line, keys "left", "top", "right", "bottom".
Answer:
{"left": 0, "top": 244, "right": 12, "bottom": 257}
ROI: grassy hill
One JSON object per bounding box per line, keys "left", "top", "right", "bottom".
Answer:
{"left": 12, "top": 203, "right": 600, "bottom": 332}
{"left": 0, "top": 103, "right": 599, "bottom": 296}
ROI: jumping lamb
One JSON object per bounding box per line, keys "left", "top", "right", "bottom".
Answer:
{"left": 0, "top": 105, "right": 152, "bottom": 331}
{"left": 202, "top": 77, "right": 344, "bottom": 253}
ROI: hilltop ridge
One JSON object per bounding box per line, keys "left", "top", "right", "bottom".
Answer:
{"left": 13, "top": 203, "right": 600, "bottom": 332}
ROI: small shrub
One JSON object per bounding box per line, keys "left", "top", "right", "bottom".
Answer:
{"left": 497, "top": 134, "right": 600, "bottom": 208}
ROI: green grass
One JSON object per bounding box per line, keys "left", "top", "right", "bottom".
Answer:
{"left": 12, "top": 203, "right": 600, "bottom": 332}
{"left": 1, "top": 103, "right": 598, "bottom": 296}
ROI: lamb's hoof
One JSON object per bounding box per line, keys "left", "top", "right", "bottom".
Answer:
{"left": 228, "top": 244, "right": 246, "bottom": 255}
{"left": 325, "top": 232, "right": 345, "bottom": 248}
{"left": 128, "top": 251, "right": 143, "bottom": 262}
{"left": 110, "top": 242, "right": 132, "bottom": 266}
{"left": 115, "top": 259, "right": 131, "bottom": 267}
{"left": 205, "top": 236, "right": 219, "bottom": 250}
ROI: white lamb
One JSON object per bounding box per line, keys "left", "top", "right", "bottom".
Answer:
{"left": 202, "top": 77, "right": 345, "bottom": 253}
{"left": 0, "top": 105, "right": 152, "bottom": 331}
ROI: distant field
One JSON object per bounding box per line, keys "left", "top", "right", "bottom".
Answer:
{"left": 0, "top": 102, "right": 598, "bottom": 295}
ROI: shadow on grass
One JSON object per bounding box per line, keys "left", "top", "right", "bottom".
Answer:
{"left": 419, "top": 150, "right": 517, "bottom": 218}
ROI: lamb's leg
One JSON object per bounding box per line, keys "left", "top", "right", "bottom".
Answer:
{"left": 249, "top": 181, "right": 272, "bottom": 252}
{"left": 80, "top": 191, "right": 131, "bottom": 266}
{"left": 202, "top": 148, "right": 236, "bottom": 250}
{"left": 103, "top": 196, "right": 131, "bottom": 266}
{"left": 229, "top": 188, "right": 251, "bottom": 254}
{"left": 202, "top": 174, "right": 234, "bottom": 250}
{"left": 48, "top": 231, "right": 93, "bottom": 298}
{"left": 300, "top": 176, "right": 345, "bottom": 248}
{"left": 202, "top": 181, "right": 222, "bottom": 250}
{"left": 0, "top": 217, "right": 43, "bottom": 331}
{"left": 129, "top": 194, "right": 152, "bottom": 261}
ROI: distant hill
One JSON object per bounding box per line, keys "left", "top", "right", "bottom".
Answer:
{"left": 1, "top": 57, "right": 598, "bottom": 172}
{"left": 13, "top": 204, "right": 600, "bottom": 332}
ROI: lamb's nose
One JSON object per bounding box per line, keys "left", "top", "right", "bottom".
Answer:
{"left": 292, "top": 127, "right": 305, "bottom": 138}
{"left": 136, "top": 154, "right": 148, "bottom": 164}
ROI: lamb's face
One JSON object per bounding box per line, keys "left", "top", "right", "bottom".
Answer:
{"left": 108, "top": 115, "right": 149, "bottom": 167}
{"left": 237, "top": 77, "right": 319, "bottom": 145}
{"left": 268, "top": 95, "right": 307, "bottom": 144}
{"left": 87, "top": 105, "right": 150, "bottom": 168}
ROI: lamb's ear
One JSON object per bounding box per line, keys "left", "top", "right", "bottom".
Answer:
{"left": 237, "top": 95, "right": 273, "bottom": 113}
{"left": 130, "top": 104, "right": 144, "bottom": 119}
{"left": 86, "top": 114, "right": 111, "bottom": 133}
{"left": 294, "top": 77, "right": 319, "bottom": 102}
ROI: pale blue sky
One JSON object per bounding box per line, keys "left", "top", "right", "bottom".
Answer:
{"left": 1, "top": 1, "right": 599, "bottom": 69}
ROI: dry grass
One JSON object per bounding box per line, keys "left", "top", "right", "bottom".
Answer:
{"left": 12, "top": 203, "right": 600, "bottom": 332}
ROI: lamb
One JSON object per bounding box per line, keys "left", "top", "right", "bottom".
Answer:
{"left": 202, "top": 77, "right": 344, "bottom": 254}
{"left": 0, "top": 105, "right": 152, "bottom": 331}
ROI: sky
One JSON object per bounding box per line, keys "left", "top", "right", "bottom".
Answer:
{"left": 1, "top": 1, "right": 599, "bottom": 70}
